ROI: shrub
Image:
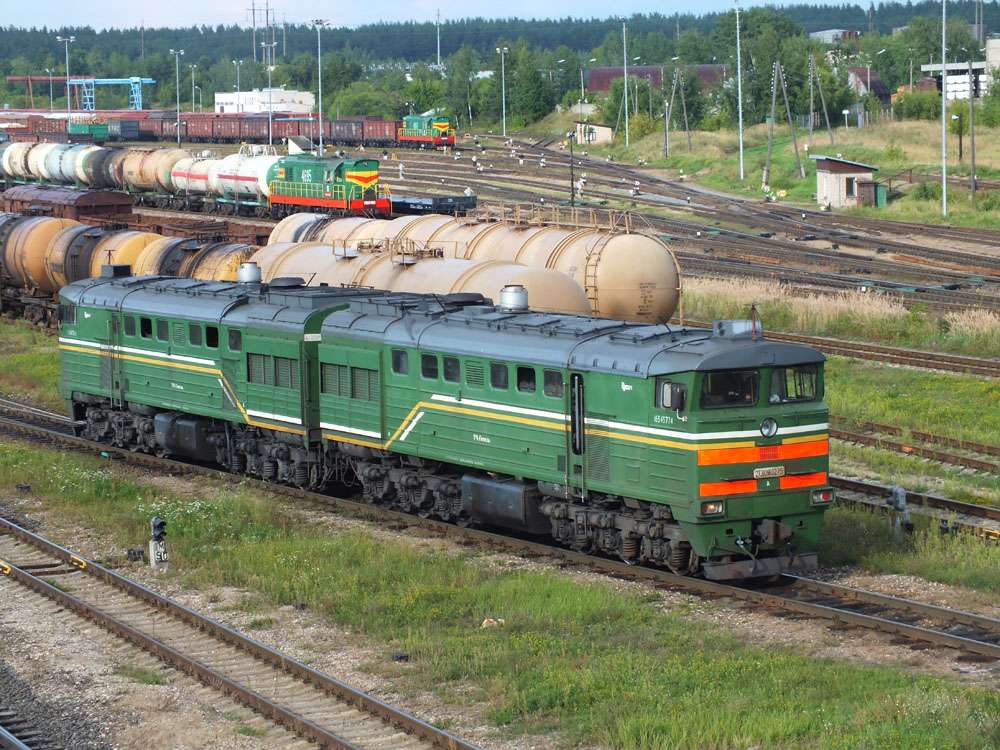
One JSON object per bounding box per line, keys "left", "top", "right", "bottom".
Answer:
{"left": 893, "top": 90, "right": 940, "bottom": 120}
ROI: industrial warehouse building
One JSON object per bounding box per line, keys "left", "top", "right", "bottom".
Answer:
{"left": 215, "top": 88, "right": 315, "bottom": 114}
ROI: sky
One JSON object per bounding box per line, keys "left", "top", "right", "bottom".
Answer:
{"left": 9, "top": 1, "right": 802, "bottom": 31}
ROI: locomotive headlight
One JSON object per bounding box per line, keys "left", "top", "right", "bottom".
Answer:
{"left": 811, "top": 489, "right": 834, "bottom": 505}
{"left": 700, "top": 501, "right": 725, "bottom": 516}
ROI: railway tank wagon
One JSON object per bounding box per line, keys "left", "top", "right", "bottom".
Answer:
{"left": 58, "top": 269, "right": 832, "bottom": 580}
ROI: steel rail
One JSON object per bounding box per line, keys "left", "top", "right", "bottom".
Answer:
{"left": 829, "top": 423, "right": 998, "bottom": 474}
{"left": 0, "top": 725, "right": 33, "bottom": 750}
{"left": 830, "top": 416, "right": 1000, "bottom": 458}
{"left": 0, "top": 408, "right": 997, "bottom": 660}
{"left": 829, "top": 476, "right": 1000, "bottom": 524}
{"left": 670, "top": 320, "right": 1000, "bottom": 377}
{"left": 0, "top": 515, "right": 479, "bottom": 750}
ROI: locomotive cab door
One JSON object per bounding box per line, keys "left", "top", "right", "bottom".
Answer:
{"left": 105, "top": 309, "right": 126, "bottom": 408}
{"left": 568, "top": 372, "right": 587, "bottom": 494}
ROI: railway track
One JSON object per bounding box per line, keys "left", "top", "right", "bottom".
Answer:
{"left": 829, "top": 477, "right": 1000, "bottom": 541}
{"left": 670, "top": 321, "right": 1000, "bottom": 377}
{"left": 0, "top": 401, "right": 997, "bottom": 660}
{"left": 830, "top": 417, "right": 999, "bottom": 473}
{"left": 0, "top": 710, "right": 54, "bottom": 750}
{"left": 0, "top": 513, "right": 478, "bottom": 750}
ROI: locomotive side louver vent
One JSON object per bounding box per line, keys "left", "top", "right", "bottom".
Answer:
{"left": 466, "top": 361, "right": 485, "bottom": 387}
{"left": 586, "top": 413, "right": 613, "bottom": 482}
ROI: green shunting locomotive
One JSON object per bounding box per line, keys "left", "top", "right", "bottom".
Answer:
{"left": 58, "top": 266, "right": 832, "bottom": 580}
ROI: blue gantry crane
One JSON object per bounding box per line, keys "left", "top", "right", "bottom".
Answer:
{"left": 67, "top": 77, "right": 156, "bottom": 110}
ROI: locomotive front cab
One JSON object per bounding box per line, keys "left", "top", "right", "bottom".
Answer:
{"left": 656, "top": 353, "right": 831, "bottom": 580}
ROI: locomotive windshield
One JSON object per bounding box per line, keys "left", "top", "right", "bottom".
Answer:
{"left": 700, "top": 370, "right": 759, "bottom": 408}
{"left": 768, "top": 364, "right": 819, "bottom": 403}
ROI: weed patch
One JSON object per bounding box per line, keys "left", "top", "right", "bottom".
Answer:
{"left": 115, "top": 664, "right": 166, "bottom": 685}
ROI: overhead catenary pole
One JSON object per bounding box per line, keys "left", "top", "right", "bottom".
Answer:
{"left": 778, "top": 63, "right": 806, "bottom": 178}
{"left": 622, "top": 18, "right": 630, "bottom": 148}
{"left": 762, "top": 61, "right": 779, "bottom": 188}
{"left": 941, "top": 0, "right": 948, "bottom": 217}
{"left": 734, "top": 1, "right": 745, "bottom": 180}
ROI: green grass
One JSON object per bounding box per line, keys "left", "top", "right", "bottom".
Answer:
{"left": 235, "top": 724, "right": 265, "bottom": 737}
{"left": 116, "top": 663, "right": 166, "bottom": 685}
{"left": 825, "top": 357, "right": 1000, "bottom": 446}
{"left": 832, "top": 441, "right": 1000, "bottom": 508}
{"left": 0, "top": 318, "right": 61, "bottom": 409}
{"left": 681, "top": 279, "right": 1000, "bottom": 358}
{"left": 821, "top": 506, "right": 1000, "bottom": 593}
{"left": 0, "top": 440, "right": 997, "bottom": 749}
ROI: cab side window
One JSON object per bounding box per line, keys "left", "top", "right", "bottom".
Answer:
{"left": 490, "top": 362, "right": 509, "bottom": 390}
{"left": 391, "top": 349, "right": 409, "bottom": 374}
{"left": 517, "top": 366, "right": 536, "bottom": 393}
{"left": 543, "top": 370, "right": 563, "bottom": 397}
{"left": 421, "top": 354, "right": 438, "bottom": 379}
{"left": 443, "top": 357, "right": 460, "bottom": 383}
{"left": 123, "top": 316, "right": 136, "bottom": 336}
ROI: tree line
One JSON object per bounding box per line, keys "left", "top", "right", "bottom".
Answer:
{"left": 0, "top": 4, "right": 989, "bottom": 137}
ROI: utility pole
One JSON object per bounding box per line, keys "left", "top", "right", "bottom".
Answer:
{"left": 250, "top": 0, "right": 258, "bottom": 63}
{"left": 56, "top": 35, "right": 74, "bottom": 118}
{"left": 622, "top": 18, "right": 630, "bottom": 148}
{"left": 190, "top": 64, "right": 197, "bottom": 112}
{"left": 568, "top": 132, "right": 575, "bottom": 206}
{"left": 778, "top": 63, "right": 806, "bottom": 178}
{"left": 969, "top": 59, "right": 977, "bottom": 194}
{"left": 263, "top": 41, "right": 276, "bottom": 145}
{"left": 734, "top": 1, "right": 745, "bottom": 180}
{"left": 313, "top": 19, "right": 327, "bottom": 152}
{"left": 663, "top": 100, "right": 669, "bottom": 157}
{"left": 808, "top": 56, "right": 815, "bottom": 146}
{"left": 762, "top": 60, "right": 778, "bottom": 188}
{"left": 665, "top": 69, "right": 679, "bottom": 157}
{"left": 679, "top": 72, "right": 692, "bottom": 151}
{"left": 496, "top": 46, "right": 509, "bottom": 137}
{"left": 436, "top": 9, "right": 441, "bottom": 68}
{"left": 45, "top": 68, "right": 53, "bottom": 111}
{"left": 941, "top": 0, "right": 948, "bottom": 218}
{"left": 813, "top": 55, "right": 835, "bottom": 145}
{"left": 909, "top": 57, "right": 914, "bottom": 92}
{"left": 232, "top": 59, "right": 243, "bottom": 113}
{"left": 170, "top": 48, "right": 184, "bottom": 145}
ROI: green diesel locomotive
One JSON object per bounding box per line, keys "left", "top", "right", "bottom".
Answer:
{"left": 58, "top": 266, "right": 832, "bottom": 580}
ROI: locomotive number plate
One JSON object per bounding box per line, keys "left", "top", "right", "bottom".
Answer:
{"left": 753, "top": 466, "right": 785, "bottom": 479}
